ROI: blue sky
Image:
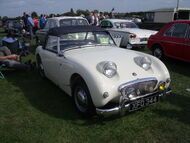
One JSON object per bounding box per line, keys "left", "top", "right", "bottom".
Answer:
{"left": 0, "top": 0, "right": 190, "bottom": 17}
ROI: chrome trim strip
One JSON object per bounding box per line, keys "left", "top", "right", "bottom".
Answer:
{"left": 61, "top": 44, "right": 117, "bottom": 54}
{"left": 149, "top": 39, "right": 190, "bottom": 47}
{"left": 118, "top": 77, "right": 157, "bottom": 92}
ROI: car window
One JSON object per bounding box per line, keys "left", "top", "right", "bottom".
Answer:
{"left": 44, "top": 20, "right": 50, "bottom": 29}
{"left": 59, "top": 19, "right": 88, "bottom": 26}
{"left": 76, "top": 19, "right": 88, "bottom": 25}
{"left": 114, "top": 22, "right": 138, "bottom": 28}
{"left": 59, "top": 31, "right": 115, "bottom": 50}
{"left": 100, "top": 21, "right": 113, "bottom": 28}
{"left": 165, "top": 25, "right": 174, "bottom": 36}
{"left": 165, "top": 23, "right": 188, "bottom": 38}
{"left": 188, "top": 26, "right": 190, "bottom": 39}
{"left": 49, "top": 20, "right": 57, "bottom": 28}
{"left": 46, "top": 36, "right": 58, "bottom": 52}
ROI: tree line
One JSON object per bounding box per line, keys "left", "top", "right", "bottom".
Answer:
{"left": 0, "top": 8, "right": 146, "bottom": 20}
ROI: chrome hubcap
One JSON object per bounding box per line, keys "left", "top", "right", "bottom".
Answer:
{"left": 39, "top": 63, "right": 44, "bottom": 76}
{"left": 154, "top": 48, "right": 162, "bottom": 59}
{"left": 75, "top": 88, "right": 88, "bottom": 112}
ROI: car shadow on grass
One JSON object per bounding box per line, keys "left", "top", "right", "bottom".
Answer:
{"left": 163, "top": 57, "right": 190, "bottom": 78}
{"left": 5, "top": 70, "right": 83, "bottom": 120}
{"left": 152, "top": 92, "right": 190, "bottom": 125}
{"left": 5, "top": 70, "right": 129, "bottom": 124}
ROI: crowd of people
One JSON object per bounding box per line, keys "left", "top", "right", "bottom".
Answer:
{"left": 85, "top": 12, "right": 114, "bottom": 26}
{"left": 0, "top": 11, "right": 116, "bottom": 74}
{"left": 21, "top": 12, "right": 47, "bottom": 40}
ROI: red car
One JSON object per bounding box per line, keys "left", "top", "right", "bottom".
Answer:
{"left": 148, "top": 20, "right": 190, "bottom": 62}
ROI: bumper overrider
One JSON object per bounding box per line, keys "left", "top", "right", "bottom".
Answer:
{"left": 96, "top": 77, "right": 172, "bottom": 117}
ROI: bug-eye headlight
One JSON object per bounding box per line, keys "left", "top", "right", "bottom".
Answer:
{"left": 97, "top": 61, "right": 117, "bottom": 78}
{"left": 134, "top": 56, "right": 152, "bottom": 71}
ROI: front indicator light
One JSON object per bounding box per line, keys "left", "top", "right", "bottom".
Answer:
{"left": 159, "top": 82, "right": 166, "bottom": 90}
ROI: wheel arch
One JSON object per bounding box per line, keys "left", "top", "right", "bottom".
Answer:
{"left": 70, "top": 73, "right": 88, "bottom": 95}
{"left": 151, "top": 43, "right": 163, "bottom": 51}
{"left": 36, "top": 54, "right": 42, "bottom": 66}
{"left": 151, "top": 43, "right": 166, "bottom": 59}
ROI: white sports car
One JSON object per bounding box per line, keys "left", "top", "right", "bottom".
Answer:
{"left": 36, "top": 26, "right": 171, "bottom": 117}
{"left": 100, "top": 19, "right": 157, "bottom": 49}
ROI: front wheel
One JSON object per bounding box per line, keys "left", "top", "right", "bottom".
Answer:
{"left": 153, "top": 47, "right": 164, "bottom": 59}
{"left": 35, "top": 36, "right": 40, "bottom": 46}
{"left": 73, "top": 79, "right": 95, "bottom": 117}
{"left": 36, "top": 56, "right": 46, "bottom": 78}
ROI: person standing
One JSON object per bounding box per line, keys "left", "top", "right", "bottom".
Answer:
{"left": 22, "top": 12, "right": 28, "bottom": 32}
{"left": 27, "top": 14, "right": 34, "bottom": 40}
{"left": 85, "top": 12, "right": 93, "bottom": 25}
{"left": 39, "top": 14, "right": 46, "bottom": 29}
{"left": 33, "top": 16, "right": 39, "bottom": 34}
{"left": 93, "top": 13, "right": 99, "bottom": 26}
{"left": 99, "top": 12, "right": 105, "bottom": 23}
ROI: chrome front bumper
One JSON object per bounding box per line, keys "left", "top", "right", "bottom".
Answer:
{"left": 96, "top": 89, "right": 172, "bottom": 117}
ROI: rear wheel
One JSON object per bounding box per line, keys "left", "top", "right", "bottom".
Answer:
{"left": 72, "top": 79, "right": 95, "bottom": 117}
{"left": 152, "top": 46, "right": 164, "bottom": 59}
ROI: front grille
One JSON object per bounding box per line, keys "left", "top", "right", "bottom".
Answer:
{"left": 119, "top": 78, "right": 158, "bottom": 97}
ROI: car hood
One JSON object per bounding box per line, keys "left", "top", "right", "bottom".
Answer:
{"left": 113, "top": 28, "right": 158, "bottom": 38}
{"left": 64, "top": 45, "right": 162, "bottom": 82}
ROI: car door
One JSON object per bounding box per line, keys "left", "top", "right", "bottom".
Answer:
{"left": 184, "top": 24, "right": 190, "bottom": 62}
{"left": 40, "top": 36, "right": 61, "bottom": 84}
{"left": 162, "top": 23, "right": 188, "bottom": 59}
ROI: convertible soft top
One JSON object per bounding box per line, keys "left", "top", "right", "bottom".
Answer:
{"left": 48, "top": 26, "right": 107, "bottom": 36}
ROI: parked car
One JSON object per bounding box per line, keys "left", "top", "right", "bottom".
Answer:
{"left": 3, "top": 20, "right": 22, "bottom": 34}
{"left": 35, "top": 16, "right": 89, "bottom": 45}
{"left": 99, "top": 19, "right": 157, "bottom": 49}
{"left": 36, "top": 26, "right": 171, "bottom": 117}
{"left": 148, "top": 20, "right": 190, "bottom": 62}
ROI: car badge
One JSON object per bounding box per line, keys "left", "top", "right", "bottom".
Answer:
{"left": 132, "top": 72, "right": 137, "bottom": 76}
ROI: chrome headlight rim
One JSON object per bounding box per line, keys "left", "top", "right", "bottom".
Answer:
{"left": 97, "top": 61, "right": 117, "bottom": 78}
{"left": 134, "top": 56, "right": 152, "bottom": 71}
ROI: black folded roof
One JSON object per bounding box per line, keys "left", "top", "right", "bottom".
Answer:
{"left": 48, "top": 26, "right": 106, "bottom": 36}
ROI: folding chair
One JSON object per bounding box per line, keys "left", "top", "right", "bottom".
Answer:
{"left": 2, "top": 39, "right": 29, "bottom": 56}
{"left": 0, "top": 64, "right": 5, "bottom": 79}
{"left": 2, "top": 40, "right": 20, "bottom": 54}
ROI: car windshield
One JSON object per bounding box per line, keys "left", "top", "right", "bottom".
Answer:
{"left": 59, "top": 31, "right": 115, "bottom": 50}
{"left": 60, "top": 19, "right": 88, "bottom": 26}
{"left": 114, "top": 22, "right": 138, "bottom": 28}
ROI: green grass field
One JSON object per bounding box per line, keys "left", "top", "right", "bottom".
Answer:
{"left": 0, "top": 28, "right": 190, "bottom": 143}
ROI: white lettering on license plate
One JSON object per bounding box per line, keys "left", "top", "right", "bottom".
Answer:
{"left": 129, "top": 96, "right": 158, "bottom": 112}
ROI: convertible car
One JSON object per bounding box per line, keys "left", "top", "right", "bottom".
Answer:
{"left": 36, "top": 26, "right": 171, "bottom": 117}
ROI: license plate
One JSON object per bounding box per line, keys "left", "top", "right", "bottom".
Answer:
{"left": 129, "top": 95, "right": 159, "bottom": 112}
{"left": 140, "top": 38, "right": 147, "bottom": 42}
